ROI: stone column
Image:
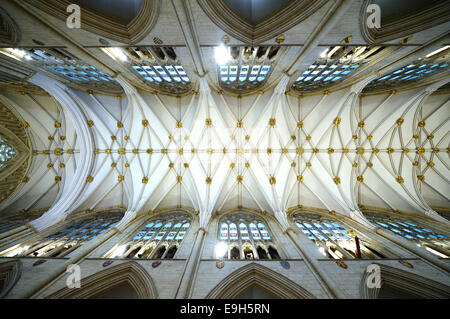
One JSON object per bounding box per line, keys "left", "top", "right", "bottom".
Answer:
{"left": 286, "top": 227, "right": 351, "bottom": 299}
{"left": 175, "top": 227, "right": 206, "bottom": 299}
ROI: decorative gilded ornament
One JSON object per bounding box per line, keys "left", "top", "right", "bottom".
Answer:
{"left": 176, "top": 176, "right": 182, "bottom": 183}
{"left": 297, "top": 121, "right": 303, "bottom": 128}
{"left": 427, "top": 162, "right": 434, "bottom": 167}
{"left": 269, "top": 118, "right": 276, "bottom": 126}
{"left": 245, "top": 162, "right": 250, "bottom": 168}
{"left": 306, "top": 162, "right": 312, "bottom": 167}
{"left": 333, "top": 117, "right": 341, "bottom": 126}
{"left": 328, "top": 148, "right": 334, "bottom": 154}
{"left": 358, "top": 121, "right": 365, "bottom": 128}
{"left": 117, "top": 122, "right": 123, "bottom": 128}
{"left": 352, "top": 135, "right": 358, "bottom": 140}
{"left": 87, "top": 120, "right": 94, "bottom": 127}
{"left": 417, "top": 175, "right": 424, "bottom": 182}
{"left": 416, "top": 147, "right": 425, "bottom": 154}
{"left": 269, "top": 177, "right": 276, "bottom": 184}
{"left": 352, "top": 162, "right": 358, "bottom": 167}
{"left": 282, "top": 148, "right": 288, "bottom": 154}
{"left": 86, "top": 176, "right": 94, "bottom": 183}
{"left": 418, "top": 120, "right": 425, "bottom": 127}
{"left": 237, "top": 121, "right": 243, "bottom": 128}
{"left": 205, "top": 118, "right": 212, "bottom": 126}
{"left": 333, "top": 176, "right": 341, "bottom": 184}
{"left": 22, "top": 121, "right": 29, "bottom": 128}
{"left": 306, "top": 135, "right": 311, "bottom": 141}
{"left": 54, "top": 148, "right": 62, "bottom": 156}
{"left": 142, "top": 119, "right": 149, "bottom": 127}
{"left": 396, "top": 176, "right": 404, "bottom": 184}
{"left": 54, "top": 176, "right": 62, "bottom": 183}
{"left": 111, "top": 162, "right": 117, "bottom": 168}
{"left": 124, "top": 136, "right": 130, "bottom": 141}
{"left": 291, "top": 162, "right": 296, "bottom": 167}
{"left": 297, "top": 175, "right": 303, "bottom": 182}
{"left": 357, "top": 147, "right": 364, "bottom": 154}
{"left": 237, "top": 175, "right": 243, "bottom": 183}
{"left": 142, "top": 177, "right": 149, "bottom": 184}
{"left": 357, "top": 176, "right": 364, "bottom": 182}
{"left": 230, "top": 163, "right": 235, "bottom": 168}
{"left": 117, "top": 175, "right": 124, "bottom": 182}
{"left": 396, "top": 118, "right": 404, "bottom": 125}
{"left": 132, "top": 149, "right": 139, "bottom": 154}
{"left": 118, "top": 148, "right": 126, "bottom": 155}
{"left": 47, "top": 163, "right": 53, "bottom": 168}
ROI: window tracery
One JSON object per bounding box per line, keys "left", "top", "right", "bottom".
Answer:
{"left": 104, "top": 46, "right": 192, "bottom": 95}
{"left": 106, "top": 213, "right": 191, "bottom": 259}
{"left": 1, "top": 212, "right": 123, "bottom": 258}
{"left": 218, "top": 46, "right": 279, "bottom": 93}
{"left": 292, "top": 213, "right": 386, "bottom": 259}
{"left": 292, "top": 45, "right": 387, "bottom": 91}
{"left": 363, "top": 52, "right": 449, "bottom": 92}
{"left": 217, "top": 213, "right": 280, "bottom": 260}
{"left": 364, "top": 212, "right": 449, "bottom": 258}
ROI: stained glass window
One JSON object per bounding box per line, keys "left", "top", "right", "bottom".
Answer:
{"left": 108, "top": 213, "right": 191, "bottom": 259}
{"left": 292, "top": 45, "right": 386, "bottom": 91}
{"left": 364, "top": 212, "right": 449, "bottom": 258}
{"left": 293, "top": 213, "right": 386, "bottom": 259}
{"left": 0, "top": 137, "right": 16, "bottom": 169}
{"left": 217, "top": 213, "right": 279, "bottom": 260}
{"left": 0, "top": 48, "right": 120, "bottom": 91}
{"left": 364, "top": 62, "right": 449, "bottom": 91}
{"left": 3, "top": 212, "right": 123, "bottom": 258}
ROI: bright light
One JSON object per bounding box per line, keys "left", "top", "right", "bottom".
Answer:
{"left": 215, "top": 241, "right": 228, "bottom": 258}
{"left": 103, "top": 47, "right": 128, "bottom": 62}
{"left": 214, "top": 45, "right": 230, "bottom": 64}
{"left": 327, "top": 46, "right": 340, "bottom": 58}
{"left": 113, "top": 244, "right": 127, "bottom": 257}
{"left": 319, "top": 246, "right": 326, "bottom": 256}
{"left": 424, "top": 246, "right": 448, "bottom": 258}
{"left": 425, "top": 45, "right": 450, "bottom": 58}
{"left": 320, "top": 48, "right": 329, "bottom": 58}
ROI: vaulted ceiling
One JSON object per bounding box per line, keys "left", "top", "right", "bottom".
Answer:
{"left": 0, "top": 0, "right": 448, "bottom": 232}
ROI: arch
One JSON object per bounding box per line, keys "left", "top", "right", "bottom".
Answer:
{"left": 26, "top": 0, "right": 160, "bottom": 44}
{"left": 0, "top": 259, "right": 22, "bottom": 299}
{"left": 360, "top": 263, "right": 450, "bottom": 299}
{"left": 0, "top": 7, "right": 21, "bottom": 45}
{"left": 206, "top": 263, "right": 316, "bottom": 299}
{"left": 197, "top": 0, "right": 328, "bottom": 44}
{"left": 47, "top": 261, "right": 158, "bottom": 299}
{"left": 360, "top": 0, "right": 450, "bottom": 44}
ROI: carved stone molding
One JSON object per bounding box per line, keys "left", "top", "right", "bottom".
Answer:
{"left": 360, "top": 0, "right": 450, "bottom": 44}
{"left": 360, "top": 263, "right": 450, "bottom": 299}
{"left": 46, "top": 261, "right": 158, "bottom": 298}
{"left": 0, "top": 98, "right": 31, "bottom": 205}
{"left": 0, "top": 7, "right": 21, "bottom": 45}
{"left": 0, "top": 259, "right": 22, "bottom": 299}
{"left": 197, "top": 0, "right": 328, "bottom": 44}
{"left": 206, "top": 262, "right": 316, "bottom": 299}
{"left": 26, "top": 0, "right": 161, "bottom": 44}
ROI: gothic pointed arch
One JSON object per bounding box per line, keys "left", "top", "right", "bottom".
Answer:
{"left": 46, "top": 261, "right": 158, "bottom": 299}
{"left": 0, "top": 259, "right": 22, "bottom": 299}
{"left": 0, "top": 7, "right": 21, "bottom": 45}
{"left": 26, "top": 0, "right": 160, "bottom": 44}
{"left": 360, "top": 0, "right": 450, "bottom": 44}
{"left": 197, "top": 0, "right": 328, "bottom": 44}
{"left": 0, "top": 99, "right": 31, "bottom": 205}
{"left": 206, "top": 262, "right": 316, "bottom": 299}
{"left": 360, "top": 263, "right": 450, "bottom": 299}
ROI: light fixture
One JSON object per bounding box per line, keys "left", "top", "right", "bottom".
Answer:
{"left": 215, "top": 241, "right": 228, "bottom": 258}
{"left": 425, "top": 45, "right": 450, "bottom": 58}
{"left": 214, "top": 44, "right": 230, "bottom": 65}
{"left": 0, "top": 48, "right": 31, "bottom": 61}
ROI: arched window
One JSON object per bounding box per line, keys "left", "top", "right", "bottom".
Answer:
{"left": 292, "top": 213, "right": 385, "bottom": 260}
{"left": 292, "top": 45, "right": 387, "bottom": 92}
{"left": 364, "top": 212, "right": 449, "bottom": 258}
{"left": 216, "top": 213, "right": 280, "bottom": 260}
{"left": 107, "top": 213, "right": 191, "bottom": 259}
{"left": 102, "top": 46, "right": 191, "bottom": 95}
{"left": 218, "top": 45, "right": 279, "bottom": 94}
{"left": 363, "top": 49, "right": 449, "bottom": 92}
{"left": 0, "top": 48, "right": 120, "bottom": 92}
{"left": 2, "top": 212, "right": 123, "bottom": 258}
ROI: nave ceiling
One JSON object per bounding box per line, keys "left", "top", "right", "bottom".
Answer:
{"left": 0, "top": 0, "right": 448, "bottom": 232}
